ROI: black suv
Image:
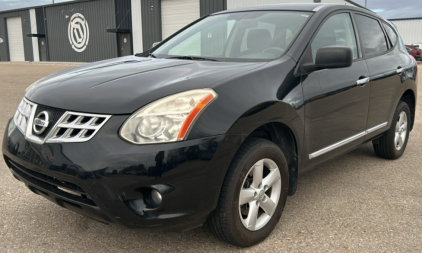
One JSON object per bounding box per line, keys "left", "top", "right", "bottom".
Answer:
{"left": 2, "top": 3, "right": 417, "bottom": 247}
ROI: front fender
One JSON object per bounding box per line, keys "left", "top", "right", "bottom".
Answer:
{"left": 226, "top": 101, "right": 305, "bottom": 163}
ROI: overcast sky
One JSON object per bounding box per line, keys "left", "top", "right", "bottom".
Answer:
{"left": 353, "top": 0, "right": 421, "bottom": 19}
{"left": 0, "top": 0, "right": 73, "bottom": 11}
{"left": 0, "top": 0, "right": 420, "bottom": 19}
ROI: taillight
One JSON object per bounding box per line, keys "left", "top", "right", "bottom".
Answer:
{"left": 413, "top": 50, "right": 420, "bottom": 55}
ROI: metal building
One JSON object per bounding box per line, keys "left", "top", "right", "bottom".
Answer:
{"left": 389, "top": 18, "right": 422, "bottom": 45}
{"left": 0, "top": 0, "right": 132, "bottom": 62}
{"left": 0, "top": 0, "right": 361, "bottom": 62}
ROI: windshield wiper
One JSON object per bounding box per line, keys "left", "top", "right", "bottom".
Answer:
{"left": 168, "top": 56, "right": 219, "bottom": 62}
{"left": 134, "top": 52, "right": 157, "bottom": 58}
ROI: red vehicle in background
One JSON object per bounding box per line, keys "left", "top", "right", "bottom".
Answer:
{"left": 406, "top": 44, "right": 421, "bottom": 60}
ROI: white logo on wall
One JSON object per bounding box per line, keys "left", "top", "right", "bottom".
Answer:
{"left": 68, "top": 13, "right": 89, "bottom": 52}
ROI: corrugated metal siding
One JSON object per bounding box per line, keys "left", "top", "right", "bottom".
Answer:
{"left": 200, "top": 0, "right": 226, "bottom": 17}
{"left": 45, "top": 0, "right": 117, "bottom": 62}
{"left": 115, "top": 0, "right": 132, "bottom": 30}
{"left": 391, "top": 19, "right": 422, "bottom": 44}
{"left": 142, "top": 0, "right": 161, "bottom": 50}
{"left": 35, "top": 8, "right": 45, "bottom": 34}
{"left": 131, "top": 0, "right": 143, "bottom": 53}
{"left": 161, "top": 0, "right": 199, "bottom": 39}
{"left": 0, "top": 10, "right": 34, "bottom": 61}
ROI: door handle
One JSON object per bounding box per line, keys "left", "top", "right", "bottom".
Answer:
{"left": 356, "top": 77, "right": 370, "bottom": 86}
{"left": 396, "top": 67, "right": 404, "bottom": 74}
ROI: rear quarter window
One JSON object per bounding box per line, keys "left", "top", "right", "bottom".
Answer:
{"left": 382, "top": 23, "right": 398, "bottom": 47}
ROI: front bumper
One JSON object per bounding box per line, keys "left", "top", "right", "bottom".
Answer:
{"left": 2, "top": 116, "right": 244, "bottom": 231}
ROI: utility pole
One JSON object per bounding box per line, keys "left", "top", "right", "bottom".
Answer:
{"left": 365, "top": 0, "right": 367, "bottom": 8}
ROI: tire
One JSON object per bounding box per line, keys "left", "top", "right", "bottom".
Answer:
{"left": 208, "top": 138, "right": 289, "bottom": 247}
{"left": 373, "top": 101, "right": 411, "bottom": 159}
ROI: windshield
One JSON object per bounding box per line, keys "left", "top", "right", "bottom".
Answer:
{"left": 152, "top": 11, "right": 311, "bottom": 62}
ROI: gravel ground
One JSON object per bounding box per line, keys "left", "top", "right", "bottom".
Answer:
{"left": 0, "top": 62, "right": 421, "bottom": 252}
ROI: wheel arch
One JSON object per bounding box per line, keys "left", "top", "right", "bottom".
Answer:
{"left": 225, "top": 101, "right": 304, "bottom": 196}
{"left": 400, "top": 89, "right": 416, "bottom": 131}
{"left": 245, "top": 122, "right": 299, "bottom": 196}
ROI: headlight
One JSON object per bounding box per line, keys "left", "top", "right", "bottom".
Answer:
{"left": 119, "top": 89, "right": 218, "bottom": 144}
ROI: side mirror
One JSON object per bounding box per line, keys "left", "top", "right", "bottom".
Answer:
{"left": 315, "top": 46, "right": 353, "bottom": 70}
{"left": 152, "top": 41, "right": 161, "bottom": 48}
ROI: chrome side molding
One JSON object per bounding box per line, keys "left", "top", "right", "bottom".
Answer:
{"left": 309, "top": 122, "right": 388, "bottom": 159}
{"left": 366, "top": 122, "right": 388, "bottom": 134}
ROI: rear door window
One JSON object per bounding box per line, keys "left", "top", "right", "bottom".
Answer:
{"left": 355, "top": 14, "right": 388, "bottom": 57}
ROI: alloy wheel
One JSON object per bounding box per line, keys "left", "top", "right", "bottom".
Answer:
{"left": 394, "top": 111, "right": 408, "bottom": 150}
{"left": 238, "top": 158, "right": 282, "bottom": 231}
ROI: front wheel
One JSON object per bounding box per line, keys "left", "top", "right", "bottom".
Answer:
{"left": 373, "top": 101, "right": 411, "bottom": 159}
{"left": 208, "top": 138, "right": 289, "bottom": 247}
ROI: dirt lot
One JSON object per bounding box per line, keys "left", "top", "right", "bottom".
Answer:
{"left": 0, "top": 62, "right": 421, "bottom": 252}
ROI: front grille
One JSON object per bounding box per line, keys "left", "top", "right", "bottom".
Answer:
{"left": 14, "top": 98, "right": 111, "bottom": 144}
{"left": 33, "top": 105, "right": 65, "bottom": 138}
{"left": 47, "top": 112, "right": 111, "bottom": 143}
{"left": 6, "top": 158, "right": 96, "bottom": 206}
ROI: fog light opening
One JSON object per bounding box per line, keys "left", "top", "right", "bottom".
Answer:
{"left": 128, "top": 188, "right": 164, "bottom": 215}
{"left": 145, "top": 189, "right": 162, "bottom": 208}
{"left": 151, "top": 189, "right": 162, "bottom": 204}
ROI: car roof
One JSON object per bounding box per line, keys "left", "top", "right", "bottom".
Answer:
{"left": 215, "top": 3, "right": 378, "bottom": 19}
{"left": 217, "top": 3, "right": 324, "bottom": 12}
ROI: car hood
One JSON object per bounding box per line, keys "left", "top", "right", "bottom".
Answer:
{"left": 26, "top": 56, "right": 265, "bottom": 114}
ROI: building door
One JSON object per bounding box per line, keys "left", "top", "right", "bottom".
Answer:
{"left": 38, "top": 37, "right": 47, "bottom": 61}
{"left": 6, "top": 17, "right": 25, "bottom": 61}
{"left": 118, "top": 33, "right": 132, "bottom": 57}
{"left": 161, "top": 0, "right": 200, "bottom": 40}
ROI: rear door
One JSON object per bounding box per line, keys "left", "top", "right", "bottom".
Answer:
{"left": 354, "top": 14, "right": 406, "bottom": 140}
{"left": 302, "top": 12, "right": 371, "bottom": 165}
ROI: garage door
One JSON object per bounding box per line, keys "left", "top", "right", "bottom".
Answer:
{"left": 7, "top": 17, "right": 25, "bottom": 61}
{"left": 161, "top": 0, "right": 199, "bottom": 39}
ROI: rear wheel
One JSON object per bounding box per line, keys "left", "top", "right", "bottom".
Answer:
{"left": 373, "top": 101, "right": 411, "bottom": 159}
{"left": 208, "top": 138, "right": 289, "bottom": 247}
